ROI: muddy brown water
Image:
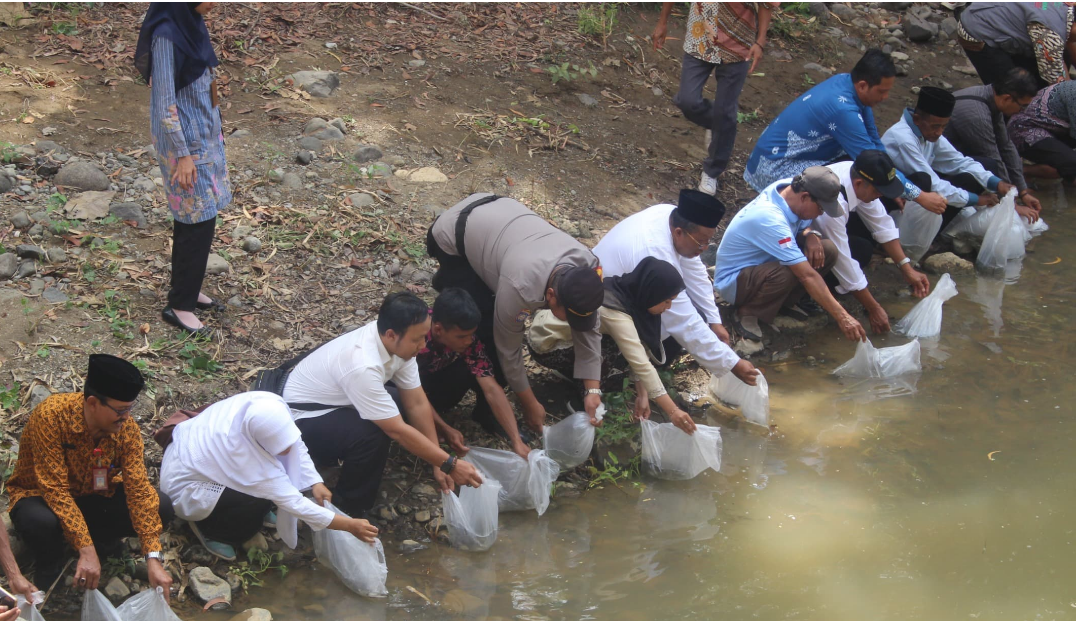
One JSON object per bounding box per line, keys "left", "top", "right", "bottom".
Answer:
{"left": 88, "top": 189, "right": 1076, "bottom": 620}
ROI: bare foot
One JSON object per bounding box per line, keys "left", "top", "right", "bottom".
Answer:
{"left": 173, "top": 309, "right": 204, "bottom": 329}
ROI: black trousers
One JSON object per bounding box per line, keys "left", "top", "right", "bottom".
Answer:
{"left": 169, "top": 217, "right": 217, "bottom": 311}
{"left": 196, "top": 488, "right": 272, "bottom": 547}
{"left": 420, "top": 357, "right": 499, "bottom": 430}
{"left": 1023, "top": 136, "right": 1076, "bottom": 182}
{"left": 11, "top": 485, "right": 174, "bottom": 572}
{"left": 962, "top": 44, "right": 1045, "bottom": 89}
{"left": 295, "top": 407, "right": 390, "bottom": 519}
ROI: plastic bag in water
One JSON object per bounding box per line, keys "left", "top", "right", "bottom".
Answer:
{"left": 833, "top": 339, "right": 921, "bottom": 378}
{"left": 15, "top": 595, "right": 45, "bottom": 621}
{"left": 543, "top": 405, "right": 602, "bottom": 470}
{"left": 894, "top": 200, "right": 943, "bottom": 262}
{"left": 640, "top": 420, "right": 722, "bottom": 480}
{"left": 893, "top": 273, "right": 958, "bottom": 338}
{"left": 443, "top": 479, "right": 502, "bottom": 552}
{"left": 1025, "top": 216, "right": 1049, "bottom": 237}
{"left": 708, "top": 372, "right": 770, "bottom": 427}
{"left": 977, "top": 190, "right": 1025, "bottom": 270}
{"left": 943, "top": 205, "right": 992, "bottom": 239}
{"left": 312, "top": 502, "right": 388, "bottom": 597}
{"left": 464, "top": 448, "right": 560, "bottom": 515}
{"left": 115, "top": 587, "right": 180, "bottom": 621}
{"left": 81, "top": 590, "right": 122, "bottom": 621}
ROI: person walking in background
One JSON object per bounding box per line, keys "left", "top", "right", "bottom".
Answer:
{"left": 652, "top": 2, "right": 777, "bottom": 196}
{"left": 135, "top": 3, "right": 232, "bottom": 336}
{"left": 956, "top": 2, "right": 1073, "bottom": 88}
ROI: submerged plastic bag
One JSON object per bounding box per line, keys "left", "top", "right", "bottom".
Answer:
{"left": 895, "top": 200, "right": 943, "bottom": 262}
{"left": 943, "top": 205, "right": 992, "bottom": 239}
{"left": 543, "top": 405, "right": 603, "bottom": 470}
{"left": 1025, "top": 216, "right": 1049, "bottom": 237}
{"left": 640, "top": 420, "right": 722, "bottom": 480}
{"left": 893, "top": 273, "right": 958, "bottom": 338}
{"left": 443, "top": 479, "right": 502, "bottom": 552}
{"left": 977, "top": 190, "right": 1025, "bottom": 270}
{"left": 82, "top": 589, "right": 123, "bottom": 621}
{"left": 708, "top": 372, "right": 770, "bottom": 427}
{"left": 115, "top": 587, "right": 180, "bottom": 621}
{"left": 313, "top": 502, "right": 389, "bottom": 597}
{"left": 833, "top": 339, "right": 921, "bottom": 378}
{"left": 464, "top": 447, "right": 560, "bottom": 515}
{"left": 15, "top": 595, "right": 45, "bottom": 621}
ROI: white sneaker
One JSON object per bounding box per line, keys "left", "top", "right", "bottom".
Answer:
{"left": 698, "top": 172, "right": 718, "bottom": 196}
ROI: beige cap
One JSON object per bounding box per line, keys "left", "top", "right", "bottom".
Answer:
{"left": 799, "top": 166, "right": 844, "bottom": 218}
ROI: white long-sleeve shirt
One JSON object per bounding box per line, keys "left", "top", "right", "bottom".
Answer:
{"left": 814, "top": 161, "right": 901, "bottom": 294}
{"left": 593, "top": 204, "right": 740, "bottom": 375}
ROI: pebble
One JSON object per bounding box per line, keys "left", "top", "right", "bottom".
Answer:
{"left": 241, "top": 237, "right": 263, "bottom": 253}
{"left": 413, "top": 510, "right": 431, "bottom": 523}
{"left": 367, "top": 162, "right": 393, "bottom": 178}
{"left": 227, "top": 295, "right": 244, "bottom": 308}
{"left": 0, "top": 254, "right": 17, "bottom": 280}
{"left": 803, "top": 63, "right": 833, "bottom": 76}
{"left": 205, "top": 254, "right": 231, "bottom": 275}
{"left": 349, "top": 193, "right": 375, "bottom": 208}
{"left": 890, "top": 51, "right": 909, "bottom": 61}
{"left": 16, "top": 260, "right": 36, "bottom": 279}
{"left": 230, "top": 129, "right": 252, "bottom": 140}
{"left": 577, "top": 93, "right": 599, "bottom": 108}
{"left": 282, "top": 172, "right": 303, "bottom": 189}
{"left": 46, "top": 247, "right": 66, "bottom": 264}
{"left": 9, "top": 211, "right": 31, "bottom": 229}
{"left": 408, "top": 59, "right": 426, "bottom": 68}
{"left": 353, "top": 145, "right": 383, "bottom": 163}
{"left": 242, "top": 532, "right": 269, "bottom": 551}
{"left": 324, "top": 42, "right": 337, "bottom": 49}
{"left": 295, "top": 151, "right": 313, "bottom": 165}
{"left": 16, "top": 245, "right": 46, "bottom": 261}
{"left": 298, "top": 136, "right": 322, "bottom": 152}
{"left": 268, "top": 168, "right": 284, "bottom": 183}
{"left": 109, "top": 202, "right": 147, "bottom": 228}
{"left": 400, "top": 539, "right": 427, "bottom": 553}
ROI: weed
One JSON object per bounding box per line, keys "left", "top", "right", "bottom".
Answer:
{"left": 46, "top": 192, "right": 67, "bottom": 212}
{"left": 178, "top": 341, "right": 223, "bottom": 379}
{"left": 99, "top": 239, "right": 123, "bottom": 253}
{"left": 90, "top": 339, "right": 100, "bottom": 348}
{"left": 577, "top": 4, "right": 617, "bottom": 48}
{"left": 130, "top": 358, "right": 155, "bottom": 378}
{"left": 229, "top": 548, "right": 288, "bottom": 592}
{"left": 548, "top": 62, "right": 598, "bottom": 85}
{"left": 102, "top": 555, "right": 136, "bottom": 578}
{"left": 0, "top": 142, "right": 18, "bottom": 164}
{"left": 35, "top": 346, "right": 50, "bottom": 359}
{"left": 99, "top": 214, "right": 120, "bottom": 225}
{"left": 51, "top": 21, "right": 76, "bottom": 35}
{"left": 587, "top": 452, "right": 640, "bottom": 489}
{"left": 783, "top": 2, "right": 813, "bottom": 16}
{"left": 736, "top": 109, "right": 761, "bottom": 124}
{"left": 0, "top": 384, "right": 20, "bottom": 412}
{"left": 99, "top": 290, "right": 135, "bottom": 341}
{"left": 81, "top": 263, "right": 96, "bottom": 283}
{"left": 802, "top": 73, "right": 816, "bottom": 88}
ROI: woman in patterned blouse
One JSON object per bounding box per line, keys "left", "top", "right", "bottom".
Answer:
{"left": 135, "top": 3, "right": 232, "bottom": 336}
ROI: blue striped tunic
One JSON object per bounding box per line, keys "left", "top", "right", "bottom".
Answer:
{"left": 149, "top": 36, "right": 232, "bottom": 224}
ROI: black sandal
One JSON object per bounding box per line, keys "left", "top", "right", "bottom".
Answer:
{"left": 162, "top": 307, "right": 212, "bottom": 337}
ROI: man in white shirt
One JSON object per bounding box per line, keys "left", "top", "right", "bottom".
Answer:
{"left": 814, "top": 150, "right": 932, "bottom": 334}
{"left": 281, "top": 292, "right": 483, "bottom": 518}
{"left": 593, "top": 189, "right": 760, "bottom": 385}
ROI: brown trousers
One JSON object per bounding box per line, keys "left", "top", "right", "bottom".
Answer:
{"left": 733, "top": 237, "right": 838, "bottom": 323}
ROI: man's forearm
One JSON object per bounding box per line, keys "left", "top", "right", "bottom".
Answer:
{"left": 390, "top": 423, "right": 450, "bottom": 466}
{"left": 658, "top": 2, "right": 674, "bottom": 24}
{"left": 850, "top": 287, "right": 882, "bottom": 314}
{"left": 477, "top": 376, "right": 524, "bottom": 445}
{"left": 0, "top": 526, "right": 23, "bottom": 584}
{"left": 880, "top": 239, "right": 908, "bottom": 264}
{"left": 800, "top": 270, "right": 847, "bottom": 319}
{"left": 756, "top": 6, "right": 773, "bottom": 45}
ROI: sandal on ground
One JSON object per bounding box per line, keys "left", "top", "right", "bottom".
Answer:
{"left": 189, "top": 521, "right": 237, "bottom": 562}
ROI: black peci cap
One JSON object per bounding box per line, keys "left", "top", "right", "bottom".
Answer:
{"left": 85, "top": 354, "right": 145, "bottom": 402}
{"left": 675, "top": 189, "right": 726, "bottom": 228}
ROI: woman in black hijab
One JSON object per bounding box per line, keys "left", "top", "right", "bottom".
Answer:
{"left": 135, "top": 3, "right": 231, "bottom": 336}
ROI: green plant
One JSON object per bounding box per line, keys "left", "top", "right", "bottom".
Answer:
{"left": 99, "top": 214, "right": 120, "bottom": 225}
{"left": 802, "top": 73, "right": 816, "bottom": 88}
{"left": 736, "top": 109, "right": 761, "bottom": 124}
{"left": 178, "top": 341, "right": 223, "bottom": 378}
{"left": 99, "top": 239, "right": 123, "bottom": 253}
{"left": 102, "top": 555, "right": 136, "bottom": 576}
{"left": 99, "top": 290, "right": 135, "bottom": 341}
{"left": 51, "top": 21, "right": 76, "bottom": 35}
{"left": 0, "top": 384, "right": 20, "bottom": 412}
{"left": 229, "top": 548, "right": 288, "bottom": 592}
{"left": 548, "top": 62, "right": 598, "bottom": 85}
{"left": 46, "top": 192, "right": 67, "bottom": 212}
{"left": 782, "top": 2, "right": 812, "bottom": 16}
{"left": 35, "top": 346, "right": 50, "bottom": 359}
{"left": 577, "top": 4, "right": 617, "bottom": 48}
{"left": 587, "top": 451, "right": 640, "bottom": 489}
{"left": 90, "top": 339, "right": 100, "bottom": 348}
{"left": 0, "top": 142, "right": 18, "bottom": 164}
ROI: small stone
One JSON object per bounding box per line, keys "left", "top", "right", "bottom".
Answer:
{"left": 267, "top": 168, "right": 284, "bottom": 183}
{"left": 28, "top": 384, "right": 51, "bottom": 410}
{"left": 189, "top": 566, "right": 232, "bottom": 607}
{"left": 227, "top": 295, "right": 244, "bottom": 308}
{"left": 829, "top": 4, "right": 858, "bottom": 20}
{"left": 851, "top": 18, "right": 869, "bottom": 29}
{"left": 349, "top": 193, "right": 375, "bottom": 208}
{"left": 304, "top": 118, "right": 328, "bottom": 134}
{"left": 234, "top": 225, "right": 254, "bottom": 238}
{"left": 409, "top": 167, "right": 448, "bottom": 183}
{"left": 377, "top": 505, "right": 395, "bottom": 521}
{"left": 733, "top": 339, "right": 765, "bottom": 357}
{"left": 298, "top": 136, "right": 322, "bottom": 152}
{"left": 28, "top": 279, "right": 44, "bottom": 296}
{"left": 54, "top": 161, "right": 111, "bottom": 192}
{"left": 109, "top": 202, "right": 147, "bottom": 228}
{"left": 387, "top": 259, "right": 402, "bottom": 276}
{"left": 651, "top": 86, "right": 663, "bottom": 97}
{"left": 16, "top": 245, "right": 46, "bottom": 261}
{"left": 46, "top": 247, "right": 66, "bottom": 264}
{"left": 302, "top": 604, "right": 325, "bottom": 615}
{"left": 413, "top": 510, "right": 431, "bottom": 523}
{"left": 940, "top": 16, "right": 958, "bottom": 37}
{"left": 312, "top": 126, "right": 344, "bottom": 142}
{"left": 9, "top": 211, "right": 31, "bottom": 229}
{"left": 903, "top": 11, "right": 938, "bottom": 42}
{"left": 241, "top": 237, "right": 263, "bottom": 253}
{"left": 104, "top": 575, "right": 130, "bottom": 600}
{"left": 953, "top": 64, "right": 978, "bottom": 76}
{"left": 242, "top": 533, "right": 269, "bottom": 552}
{"left": 923, "top": 252, "right": 974, "bottom": 274}
{"left": 324, "top": 42, "right": 337, "bottom": 49}
{"left": 296, "top": 151, "right": 313, "bottom": 165}
{"left": 228, "top": 609, "right": 273, "bottom": 621}
{"left": 0, "top": 254, "right": 17, "bottom": 280}
{"left": 803, "top": 62, "right": 833, "bottom": 76}
{"left": 395, "top": 503, "right": 413, "bottom": 515}
{"left": 282, "top": 172, "right": 303, "bottom": 189}
{"left": 841, "top": 36, "right": 862, "bottom": 49}
{"left": 230, "top": 129, "right": 252, "bottom": 140}
{"left": 34, "top": 140, "right": 64, "bottom": 154}
{"left": 890, "top": 51, "right": 909, "bottom": 61}
{"left": 287, "top": 71, "right": 340, "bottom": 98}
{"left": 329, "top": 118, "right": 347, "bottom": 133}
{"left": 577, "top": 93, "right": 599, "bottom": 108}
{"left": 408, "top": 59, "right": 426, "bottom": 68}
{"left": 16, "top": 260, "right": 36, "bottom": 279}
{"left": 205, "top": 254, "right": 231, "bottom": 275}
{"left": 367, "top": 162, "right": 393, "bottom": 178}
{"left": 412, "top": 483, "right": 437, "bottom": 496}
{"left": 353, "top": 145, "right": 383, "bottom": 163}
{"left": 0, "top": 175, "right": 11, "bottom": 194}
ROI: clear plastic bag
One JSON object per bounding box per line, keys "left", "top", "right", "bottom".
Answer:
{"left": 833, "top": 339, "right": 921, "bottom": 378}
{"left": 895, "top": 200, "right": 944, "bottom": 262}
{"left": 977, "top": 190, "right": 1025, "bottom": 271}
{"left": 463, "top": 447, "right": 560, "bottom": 515}
{"left": 708, "top": 372, "right": 770, "bottom": 427}
{"left": 81, "top": 589, "right": 123, "bottom": 621}
{"left": 543, "top": 405, "right": 602, "bottom": 470}
{"left": 442, "top": 479, "right": 502, "bottom": 552}
{"left": 640, "top": 420, "right": 722, "bottom": 480}
{"left": 115, "top": 587, "right": 180, "bottom": 621}
{"left": 313, "top": 502, "right": 389, "bottom": 598}
{"left": 893, "top": 273, "right": 959, "bottom": 338}
{"left": 943, "top": 206, "right": 992, "bottom": 239}
{"left": 15, "top": 595, "right": 45, "bottom": 621}
{"left": 1025, "top": 216, "right": 1049, "bottom": 238}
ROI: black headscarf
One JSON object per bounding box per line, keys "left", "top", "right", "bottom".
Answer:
{"left": 134, "top": 3, "right": 218, "bottom": 91}
{"left": 602, "top": 257, "right": 686, "bottom": 362}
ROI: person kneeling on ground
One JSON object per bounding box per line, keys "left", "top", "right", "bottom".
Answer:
{"left": 276, "top": 292, "right": 483, "bottom": 519}
{"left": 530, "top": 257, "right": 701, "bottom": 436}
{"left": 160, "top": 391, "right": 377, "bottom": 561}
{"left": 416, "top": 288, "right": 530, "bottom": 460}
{"left": 813, "top": 150, "right": 932, "bottom": 334}
{"left": 7, "top": 355, "right": 174, "bottom": 599}
{"left": 1009, "top": 80, "right": 1076, "bottom": 191}
{"left": 715, "top": 167, "right": 868, "bottom": 343}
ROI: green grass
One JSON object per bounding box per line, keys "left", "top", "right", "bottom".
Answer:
{"left": 0, "top": 384, "right": 20, "bottom": 413}
{"left": 577, "top": 4, "right": 617, "bottom": 47}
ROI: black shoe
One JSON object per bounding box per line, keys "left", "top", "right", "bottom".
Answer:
{"left": 162, "top": 307, "right": 212, "bottom": 337}
{"left": 195, "top": 297, "right": 226, "bottom": 312}
{"left": 779, "top": 305, "right": 810, "bottom": 321}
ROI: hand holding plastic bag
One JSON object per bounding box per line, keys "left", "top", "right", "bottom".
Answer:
{"left": 14, "top": 595, "right": 44, "bottom": 621}
{"left": 978, "top": 189, "right": 1025, "bottom": 271}
{"left": 640, "top": 420, "right": 722, "bottom": 480}
{"left": 81, "top": 589, "right": 122, "bottom": 621}
{"left": 893, "top": 273, "right": 958, "bottom": 338}
{"left": 115, "top": 587, "right": 180, "bottom": 621}
{"left": 464, "top": 448, "right": 560, "bottom": 515}
{"left": 708, "top": 372, "right": 770, "bottom": 427}
{"left": 543, "top": 405, "right": 602, "bottom": 470}
{"left": 833, "top": 339, "right": 921, "bottom": 378}
{"left": 443, "top": 479, "right": 501, "bottom": 552}
{"left": 313, "top": 502, "right": 388, "bottom": 598}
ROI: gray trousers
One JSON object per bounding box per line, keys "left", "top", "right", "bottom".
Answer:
{"left": 673, "top": 53, "right": 750, "bottom": 178}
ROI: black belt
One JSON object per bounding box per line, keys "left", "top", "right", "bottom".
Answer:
{"left": 453, "top": 194, "right": 500, "bottom": 260}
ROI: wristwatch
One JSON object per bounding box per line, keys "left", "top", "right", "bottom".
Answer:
{"left": 439, "top": 455, "right": 457, "bottom": 474}
{"left": 145, "top": 551, "right": 162, "bottom": 563}
{"left": 806, "top": 230, "right": 823, "bottom": 238}
{"left": 584, "top": 388, "right": 602, "bottom": 397}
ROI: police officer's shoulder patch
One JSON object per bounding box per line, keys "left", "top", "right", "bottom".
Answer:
{"left": 516, "top": 309, "right": 531, "bottom": 323}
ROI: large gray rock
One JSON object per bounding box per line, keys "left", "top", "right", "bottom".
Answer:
{"left": 303, "top": 118, "right": 329, "bottom": 135}
{"left": 34, "top": 140, "right": 65, "bottom": 154}
{"left": 42, "top": 287, "right": 68, "bottom": 304}
{"left": 940, "top": 16, "right": 958, "bottom": 37}
{"left": 54, "top": 161, "right": 111, "bottom": 191}
{"left": 903, "top": 11, "right": 938, "bottom": 42}
{"left": 288, "top": 71, "right": 340, "bottom": 97}
{"left": 15, "top": 260, "right": 35, "bottom": 279}
{"left": 353, "top": 145, "right": 383, "bottom": 163}
{"left": 298, "top": 136, "right": 322, "bottom": 152}
{"left": 16, "top": 245, "right": 46, "bottom": 261}
{"left": 923, "top": 252, "right": 973, "bottom": 274}
{"left": 9, "top": 210, "right": 31, "bottom": 229}
{"left": 109, "top": 202, "right": 147, "bottom": 228}
{"left": 205, "top": 254, "right": 231, "bottom": 275}
{"left": 0, "top": 254, "right": 17, "bottom": 280}
{"left": 0, "top": 175, "right": 12, "bottom": 194}
{"left": 189, "top": 566, "right": 231, "bottom": 607}
{"left": 241, "top": 237, "right": 262, "bottom": 253}
{"left": 311, "top": 126, "right": 344, "bottom": 141}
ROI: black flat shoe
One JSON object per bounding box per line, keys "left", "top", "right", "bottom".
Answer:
{"left": 195, "top": 298, "right": 226, "bottom": 312}
{"left": 162, "top": 307, "right": 212, "bottom": 337}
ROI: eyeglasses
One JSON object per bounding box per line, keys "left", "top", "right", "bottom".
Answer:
{"left": 681, "top": 228, "right": 710, "bottom": 251}
{"left": 99, "top": 399, "right": 134, "bottom": 418}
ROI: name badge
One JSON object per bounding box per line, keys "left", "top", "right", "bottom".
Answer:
{"left": 92, "top": 466, "right": 108, "bottom": 492}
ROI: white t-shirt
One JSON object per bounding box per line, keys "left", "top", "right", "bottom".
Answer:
{"left": 282, "top": 321, "right": 422, "bottom": 422}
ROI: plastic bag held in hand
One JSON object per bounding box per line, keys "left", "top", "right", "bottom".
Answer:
{"left": 115, "top": 587, "right": 180, "bottom": 621}
{"left": 81, "top": 589, "right": 123, "bottom": 621}
{"left": 14, "top": 595, "right": 45, "bottom": 621}
{"left": 443, "top": 479, "right": 502, "bottom": 552}
{"left": 464, "top": 448, "right": 560, "bottom": 515}
{"left": 893, "top": 273, "right": 958, "bottom": 338}
{"left": 894, "top": 200, "right": 943, "bottom": 263}
{"left": 543, "top": 404, "right": 603, "bottom": 470}
{"left": 313, "top": 502, "right": 388, "bottom": 598}
{"left": 977, "top": 189, "right": 1025, "bottom": 270}
{"left": 833, "top": 339, "right": 921, "bottom": 378}
{"left": 708, "top": 372, "right": 770, "bottom": 427}
{"left": 640, "top": 420, "right": 722, "bottom": 480}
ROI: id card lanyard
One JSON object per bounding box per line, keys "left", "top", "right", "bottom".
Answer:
{"left": 91, "top": 448, "right": 109, "bottom": 492}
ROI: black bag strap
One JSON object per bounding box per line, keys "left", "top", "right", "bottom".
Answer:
{"left": 454, "top": 194, "right": 500, "bottom": 260}
{"left": 955, "top": 94, "right": 991, "bottom": 106}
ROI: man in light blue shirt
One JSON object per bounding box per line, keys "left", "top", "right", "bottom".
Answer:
{"left": 716, "top": 166, "right": 868, "bottom": 343}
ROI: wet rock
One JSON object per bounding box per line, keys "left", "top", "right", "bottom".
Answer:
{"left": 923, "top": 252, "right": 973, "bottom": 274}
{"left": 400, "top": 539, "right": 427, "bottom": 553}
{"left": 229, "top": 609, "right": 272, "bottom": 621}
{"left": 851, "top": 18, "right": 869, "bottom": 29}
{"left": 443, "top": 590, "right": 487, "bottom": 616}
{"left": 829, "top": 4, "right": 858, "bottom": 20}
{"left": 54, "top": 161, "right": 111, "bottom": 191}
{"left": 104, "top": 575, "right": 130, "bottom": 600}
{"left": 577, "top": 93, "right": 598, "bottom": 108}
{"left": 15, "top": 260, "right": 36, "bottom": 279}
{"left": 65, "top": 190, "right": 116, "bottom": 220}
{"left": 733, "top": 339, "right": 765, "bottom": 357}
{"left": 803, "top": 62, "right": 833, "bottom": 76}
{"left": 902, "top": 11, "right": 938, "bottom": 42}
{"left": 349, "top": 193, "right": 375, "bottom": 208}
{"left": 377, "top": 505, "right": 396, "bottom": 521}
{"left": 0, "top": 254, "right": 17, "bottom": 280}
{"left": 296, "top": 151, "right": 313, "bottom": 165}
{"left": 242, "top": 533, "right": 268, "bottom": 552}
{"left": 951, "top": 238, "right": 975, "bottom": 255}
{"left": 353, "top": 145, "right": 383, "bottom": 163}
{"left": 413, "top": 510, "right": 431, "bottom": 523}
{"left": 301, "top": 604, "right": 325, "bottom": 615}
{"left": 409, "top": 167, "right": 448, "bottom": 183}
{"left": 189, "top": 566, "right": 232, "bottom": 608}
{"left": 241, "top": 237, "right": 262, "bottom": 253}
{"left": 16, "top": 245, "right": 46, "bottom": 261}
{"left": 28, "top": 384, "right": 51, "bottom": 410}
{"left": 9, "top": 211, "right": 31, "bottom": 229}
{"left": 109, "top": 202, "right": 146, "bottom": 228}
{"left": 298, "top": 136, "right": 322, "bottom": 152}
{"left": 282, "top": 172, "right": 303, "bottom": 189}
{"left": 412, "top": 483, "right": 437, "bottom": 496}
{"left": 46, "top": 247, "right": 66, "bottom": 264}
{"left": 288, "top": 71, "right": 340, "bottom": 97}
{"left": 205, "top": 254, "right": 231, "bottom": 275}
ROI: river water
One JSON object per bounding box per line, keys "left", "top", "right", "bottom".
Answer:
{"left": 202, "top": 193, "right": 1074, "bottom": 620}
